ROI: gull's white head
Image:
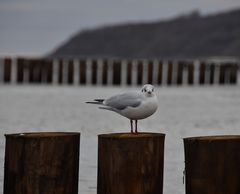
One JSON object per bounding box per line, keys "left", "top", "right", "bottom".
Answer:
{"left": 141, "top": 84, "right": 155, "bottom": 97}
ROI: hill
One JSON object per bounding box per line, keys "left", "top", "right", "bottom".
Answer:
{"left": 50, "top": 9, "right": 240, "bottom": 59}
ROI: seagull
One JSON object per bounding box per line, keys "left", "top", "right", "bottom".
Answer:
{"left": 86, "top": 84, "right": 158, "bottom": 134}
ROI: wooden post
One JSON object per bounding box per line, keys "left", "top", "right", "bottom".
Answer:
{"left": 29, "top": 59, "right": 41, "bottom": 83}
{"left": 137, "top": 60, "right": 143, "bottom": 85}
{"left": 68, "top": 60, "right": 74, "bottom": 84}
{"left": 4, "top": 132, "right": 80, "bottom": 194}
{"left": 92, "top": 59, "right": 98, "bottom": 85}
{"left": 102, "top": 59, "right": 108, "bottom": 85}
{"left": 98, "top": 133, "right": 165, "bottom": 194}
{"left": 46, "top": 59, "right": 53, "bottom": 84}
{"left": 17, "top": 58, "right": 24, "bottom": 83}
{"left": 184, "top": 135, "right": 240, "bottom": 194}
{"left": 199, "top": 62, "right": 206, "bottom": 85}
{"left": 209, "top": 63, "right": 215, "bottom": 84}
{"left": 127, "top": 61, "right": 132, "bottom": 85}
{"left": 237, "top": 63, "right": 240, "bottom": 85}
{"left": 229, "top": 64, "right": 238, "bottom": 84}
{"left": 167, "top": 61, "right": 173, "bottom": 85}
{"left": 62, "top": 59, "right": 69, "bottom": 84}
{"left": 188, "top": 62, "right": 194, "bottom": 85}
{"left": 219, "top": 64, "right": 226, "bottom": 84}
{"left": 158, "top": 61, "right": 163, "bottom": 85}
{"left": 0, "top": 58, "right": 2, "bottom": 83}
{"left": 4, "top": 58, "right": 12, "bottom": 83}
{"left": 113, "top": 60, "right": 121, "bottom": 85}
{"left": 58, "top": 59, "right": 63, "bottom": 84}
{"left": 147, "top": 60, "right": 153, "bottom": 84}
{"left": 80, "top": 59, "right": 86, "bottom": 85}
{"left": 177, "top": 61, "right": 184, "bottom": 85}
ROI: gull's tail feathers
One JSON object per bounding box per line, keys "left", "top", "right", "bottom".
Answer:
{"left": 86, "top": 99, "right": 105, "bottom": 105}
{"left": 94, "top": 99, "right": 105, "bottom": 102}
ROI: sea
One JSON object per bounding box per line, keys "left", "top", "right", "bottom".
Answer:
{"left": 0, "top": 85, "right": 240, "bottom": 194}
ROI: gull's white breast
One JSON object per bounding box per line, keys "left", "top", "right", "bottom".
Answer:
{"left": 119, "top": 95, "right": 158, "bottom": 120}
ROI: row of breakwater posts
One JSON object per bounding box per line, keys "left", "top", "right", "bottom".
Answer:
{"left": 3, "top": 132, "right": 240, "bottom": 194}
{"left": 0, "top": 57, "right": 240, "bottom": 86}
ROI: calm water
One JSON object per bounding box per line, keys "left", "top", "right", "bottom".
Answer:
{"left": 0, "top": 85, "right": 240, "bottom": 194}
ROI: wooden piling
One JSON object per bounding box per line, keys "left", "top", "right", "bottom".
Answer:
{"left": 102, "top": 59, "right": 108, "bottom": 85}
{"left": 188, "top": 62, "right": 194, "bottom": 85}
{"left": 29, "top": 59, "right": 41, "bottom": 83}
{"left": 219, "top": 64, "right": 226, "bottom": 84}
{"left": 158, "top": 61, "right": 163, "bottom": 85}
{"left": 4, "top": 132, "right": 80, "bottom": 194}
{"left": 46, "top": 59, "right": 53, "bottom": 84}
{"left": 199, "top": 62, "right": 206, "bottom": 84}
{"left": 57, "top": 59, "right": 63, "bottom": 84}
{"left": 1, "top": 57, "right": 239, "bottom": 86}
{"left": 137, "top": 61, "right": 143, "bottom": 85}
{"left": 127, "top": 61, "right": 132, "bottom": 85}
{"left": 147, "top": 60, "right": 153, "bottom": 84}
{"left": 113, "top": 60, "right": 121, "bottom": 85}
{"left": 229, "top": 64, "right": 238, "bottom": 84}
{"left": 184, "top": 135, "right": 240, "bottom": 194}
{"left": 17, "top": 58, "right": 24, "bottom": 83}
{"left": 4, "top": 58, "right": 12, "bottom": 83}
{"left": 209, "top": 63, "right": 215, "bottom": 84}
{"left": 177, "top": 62, "right": 184, "bottom": 85}
{"left": 68, "top": 60, "right": 74, "bottom": 84}
{"left": 167, "top": 61, "right": 173, "bottom": 85}
{"left": 80, "top": 59, "right": 86, "bottom": 84}
{"left": 97, "top": 133, "right": 165, "bottom": 194}
{"left": 92, "top": 60, "right": 98, "bottom": 85}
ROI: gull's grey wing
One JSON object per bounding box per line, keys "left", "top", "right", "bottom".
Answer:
{"left": 104, "top": 91, "right": 143, "bottom": 110}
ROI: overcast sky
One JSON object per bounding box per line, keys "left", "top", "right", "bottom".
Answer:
{"left": 1, "top": 0, "right": 240, "bottom": 57}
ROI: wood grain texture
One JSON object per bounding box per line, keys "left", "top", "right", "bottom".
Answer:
{"left": 4, "top": 132, "right": 80, "bottom": 194}
{"left": 184, "top": 135, "right": 240, "bottom": 194}
{"left": 98, "top": 133, "right": 165, "bottom": 194}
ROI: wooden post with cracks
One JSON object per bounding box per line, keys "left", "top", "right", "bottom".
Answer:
{"left": 184, "top": 135, "right": 240, "bottom": 194}
{"left": 98, "top": 133, "right": 165, "bottom": 194}
{"left": 4, "top": 132, "right": 80, "bottom": 194}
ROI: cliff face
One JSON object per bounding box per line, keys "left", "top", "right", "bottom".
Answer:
{"left": 50, "top": 9, "right": 240, "bottom": 59}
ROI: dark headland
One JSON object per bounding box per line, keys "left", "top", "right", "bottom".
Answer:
{"left": 50, "top": 9, "right": 240, "bottom": 59}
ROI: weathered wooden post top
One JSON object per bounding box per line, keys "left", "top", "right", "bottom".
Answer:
{"left": 184, "top": 135, "right": 240, "bottom": 194}
{"left": 4, "top": 132, "right": 80, "bottom": 194}
{"left": 98, "top": 132, "right": 165, "bottom": 194}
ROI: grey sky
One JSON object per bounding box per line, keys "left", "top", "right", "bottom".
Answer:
{"left": 1, "top": 0, "right": 240, "bottom": 56}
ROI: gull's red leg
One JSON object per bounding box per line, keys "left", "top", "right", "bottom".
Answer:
{"left": 135, "top": 120, "right": 138, "bottom": 134}
{"left": 130, "top": 120, "right": 133, "bottom": 134}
